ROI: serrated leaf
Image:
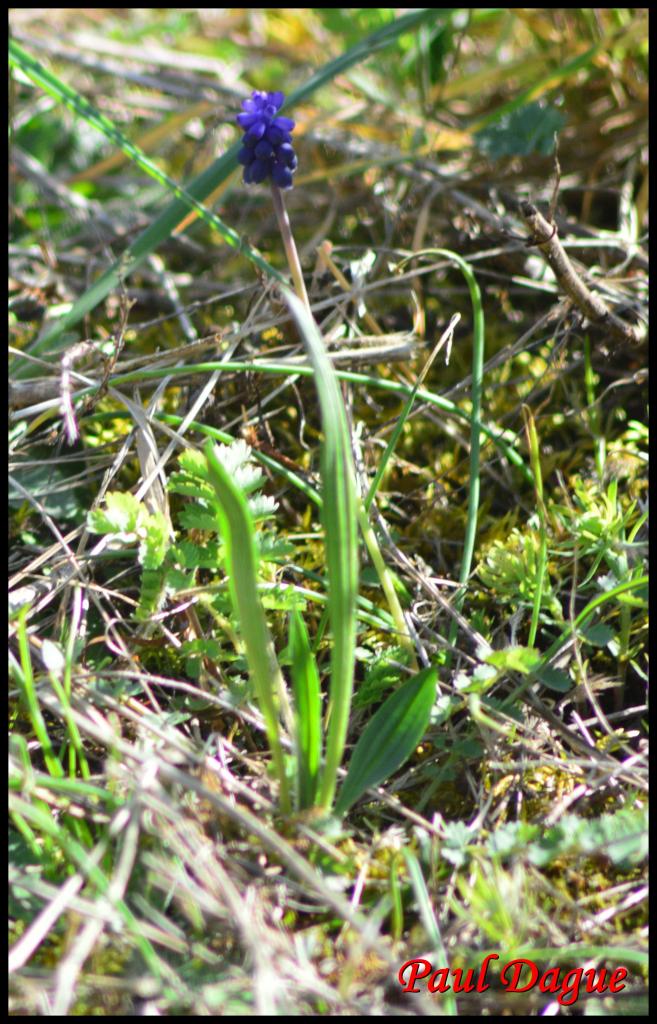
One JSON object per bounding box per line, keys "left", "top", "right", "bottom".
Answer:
{"left": 261, "top": 587, "right": 303, "bottom": 611}
{"left": 173, "top": 539, "right": 221, "bottom": 570}
{"left": 167, "top": 473, "right": 215, "bottom": 502}
{"left": 138, "top": 510, "right": 170, "bottom": 569}
{"left": 258, "top": 534, "right": 295, "bottom": 561}
{"left": 87, "top": 491, "right": 142, "bottom": 534}
{"left": 181, "top": 637, "right": 224, "bottom": 661}
{"left": 165, "top": 566, "right": 197, "bottom": 592}
{"left": 185, "top": 439, "right": 263, "bottom": 493}
{"left": 485, "top": 645, "right": 541, "bottom": 674}
{"left": 177, "top": 448, "right": 209, "bottom": 477}
{"left": 595, "top": 807, "right": 648, "bottom": 869}
{"left": 178, "top": 506, "right": 220, "bottom": 532}
{"left": 441, "top": 821, "right": 473, "bottom": 868}
{"left": 250, "top": 494, "right": 279, "bottom": 519}
{"left": 487, "top": 821, "right": 541, "bottom": 860}
{"left": 527, "top": 808, "right": 648, "bottom": 871}
{"left": 136, "top": 567, "right": 166, "bottom": 621}
{"left": 354, "top": 644, "right": 410, "bottom": 709}
{"left": 334, "top": 665, "right": 437, "bottom": 817}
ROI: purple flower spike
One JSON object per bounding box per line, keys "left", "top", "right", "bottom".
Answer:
{"left": 236, "top": 89, "right": 297, "bottom": 190}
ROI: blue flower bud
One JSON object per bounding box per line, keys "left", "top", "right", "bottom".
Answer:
{"left": 254, "top": 139, "right": 274, "bottom": 159}
{"left": 271, "top": 162, "right": 293, "bottom": 189}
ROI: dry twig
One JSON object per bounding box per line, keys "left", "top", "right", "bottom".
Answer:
{"left": 521, "top": 201, "right": 646, "bottom": 348}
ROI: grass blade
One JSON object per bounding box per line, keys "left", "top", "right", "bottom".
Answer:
{"left": 78, "top": 358, "right": 531, "bottom": 483}
{"left": 402, "top": 848, "right": 458, "bottom": 1015}
{"left": 14, "top": 607, "right": 64, "bottom": 780}
{"left": 522, "top": 404, "right": 548, "bottom": 647}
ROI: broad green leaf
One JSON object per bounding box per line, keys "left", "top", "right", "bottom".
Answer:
{"left": 334, "top": 665, "right": 437, "bottom": 817}
{"left": 475, "top": 100, "right": 565, "bottom": 158}
{"left": 578, "top": 622, "right": 615, "bottom": 647}
{"left": 533, "top": 664, "right": 572, "bottom": 692}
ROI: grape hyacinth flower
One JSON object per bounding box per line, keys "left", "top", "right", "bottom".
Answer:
{"left": 235, "top": 89, "right": 309, "bottom": 310}
{"left": 236, "top": 90, "right": 298, "bottom": 190}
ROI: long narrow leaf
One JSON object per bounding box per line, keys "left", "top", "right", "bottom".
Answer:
{"left": 334, "top": 665, "right": 437, "bottom": 817}
{"left": 280, "top": 287, "right": 359, "bottom": 812}
{"left": 203, "top": 441, "right": 290, "bottom": 813}
{"left": 289, "top": 609, "right": 322, "bottom": 809}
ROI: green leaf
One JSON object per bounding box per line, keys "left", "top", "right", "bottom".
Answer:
{"left": 173, "top": 539, "right": 222, "bottom": 570}
{"left": 533, "top": 664, "right": 572, "bottom": 693}
{"left": 87, "top": 491, "right": 142, "bottom": 534}
{"left": 281, "top": 288, "right": 359, "bottom": 813}
{"left": 579, "top": 622, "right": 615, "bottom": 647}
{"left": 167, "top": 473, "right": 215, "bottom": 503}
{"left": 181, "top": 637, "right": 225, "bottom": 680}
{"left": 334, "top": 665, "right": 437, "bottom": 817}
{"left": 353, "top": 645, "right": 412, "bottom": 709}
{"left": 440, "top": 821, "right": 474, "bottom": 868}
{"left": 136, "top": 567, "right": 167, "bottom": 621}
{"left": 289, "top": 610, "right": 322, "bottom": 810}
{"left": 475, "top": 101, "right": 566, "bottom": 158}
{"left": 177, "top": 506, "right": 221, "bottom": 533}
{"left": 203, "top": 440, "right": 291, "bottom": 814}
{"left": 485, "top": 645, "right": 541, "bottom": 674}
{"left": 487, "top": 821, "right": 542, "bottom": 860}
{"left": 527, "top": 808, "right": 648, "bottom": 871}
{"left": 138, "top": 510, "right": 170, "bottom": 570}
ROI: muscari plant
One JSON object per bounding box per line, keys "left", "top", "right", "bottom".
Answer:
{"left": 205, "top": 91, "right": 437, "bottom": 818}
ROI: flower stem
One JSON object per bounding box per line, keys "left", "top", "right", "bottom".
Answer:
{"left": 270, "top": 185, "right": 311, "bottom": 314}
